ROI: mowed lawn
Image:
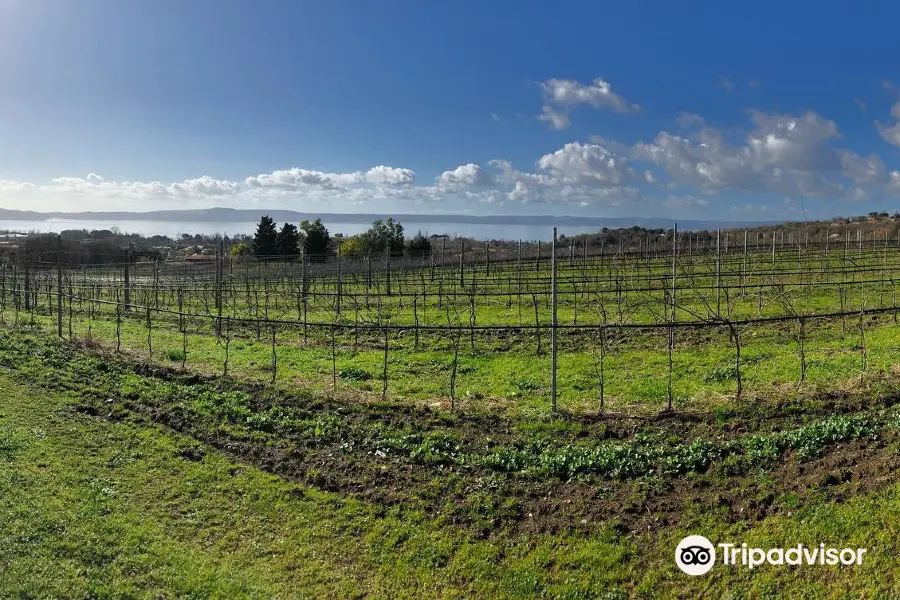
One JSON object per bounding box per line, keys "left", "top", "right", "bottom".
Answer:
{"left": 0, "top": 373, "right": 898, "bottom": 599}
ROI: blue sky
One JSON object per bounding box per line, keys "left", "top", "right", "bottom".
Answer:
{"left": 2, "top": 0, "right": 900, "bottom": 220}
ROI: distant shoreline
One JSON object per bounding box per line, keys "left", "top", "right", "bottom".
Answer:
{"left": 0, "top": 207, "right": 780, "bottom": 231}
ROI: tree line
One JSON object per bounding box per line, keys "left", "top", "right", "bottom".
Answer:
{"left": 8, "top": 210, "right": 900, "bottom": 267}
{"left": 244, "top": 216, "right": 432, "bottom": 261}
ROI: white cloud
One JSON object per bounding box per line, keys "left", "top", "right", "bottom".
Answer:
{"left": 537, "top": 142, "right": 634, "bottom": 186}
{"left": 877, "top": 101, "right": 900, "bottom": 147}
{"left": 634, "top": 110, "right": 865, "bottom": 197}
{"left": 507, "top": 181, "right": 531, "bottom": 203}
{"left": 0, "top": 148, "right": 647, "bottom": 213}
{"left": 437, "top": 164, "right": 491, "bottom": 187}
{"left": 488, "top": 159, "right": 555, "bottom": 187}
{"left": 888, "top": 170, "right": 900, "bottom": 190}
{"left": 365, "top": 165, "right": 416, "bottom": 186}
{"left": 49, "top": 174, "right": 242, "bottom": 198}
{"left": 12, "top": 100, "right": 900, "bottom": 216}
{"left": 537, "top": 105, "right": 571, "bottom": 130}
{"left": 676, "top": 112, "right": 706, "bottom": 129}
{"left": 850, "top": 187, "right": 869, "bottom": 202}
{"left": 537, "top": 142, "right": 633, "bottom": 186}
{"left": 839, "top": 151, "right": 886, "bottom": 184}
{"left": 243, "top": 165, "right": 415, "bottom": 190}
{"left": 245, "top": 168, "right": 360, "bottom": 190}
{"left": 0, "top": 180, "right": 37, "bottom": 193}
{"left": 537, "top": 77, "right": 639, "bottom": 129}
{"left": 540, "top": 78, "right": 640, "bottom": 113}
{"left": 170, "top": 176, "right": 243, "bottom": 196}
{"left": 665, "top": 195, "right": 711, "bottom": 208}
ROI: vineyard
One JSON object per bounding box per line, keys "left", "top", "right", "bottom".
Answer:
{"left": 2, "top": 226, "right": 900, "bottom": 597}
{"left": 6, "top": 226, "right": 900, "bottom": 415}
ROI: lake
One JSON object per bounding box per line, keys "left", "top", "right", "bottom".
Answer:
{"left": 0, "top": 218, "right": 608, "bottom": 242}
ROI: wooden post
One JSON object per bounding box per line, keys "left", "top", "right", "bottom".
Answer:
{"left": 667, "top": 223, "right": 677, "bottom": 410}
{"left": 716, "top": 228, "right": 721, "bottom": 317}
{"left": 742, "top": 229, "right": 748, "bottom": 279}
{"left": 154, "top": 257, "right": 160, "bottom": 309}
{"left": 582, "top": 237, "right": 588, "bottom": 280}
{"left": 385, "top": 241, "right": 392, "bottom": 296}
{"left": 550, "top": 227, "right": 558, "bottom": 412}
{"left": 336, "top": 246, "right": 342, "bottom": 316}
{"left": 124, "top": 244, "right": 132, "bottom": 311}
{"left": 56, "top": 235, "right": 63, "bottom": 338}
{"left": 301, "top": 251, "right": 309, "bottom": 341}
{"left": 215, "top": 236, "right": 223, "bottom": 336}
{"left": 23, "top": 237, "right": 29, "bottom": 312}
{"left": 517, "top": 239, "right": 522, "bottom": 321}
{"left": 219, "top": 236, "right": 225, "bottom": 321}
{"left": 772, "top": 231, "right": 776, "bottom": 271}
{"left": 459, "top": 241, "right": 465, "bottom": 288}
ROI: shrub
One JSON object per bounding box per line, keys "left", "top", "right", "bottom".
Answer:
{"left": 340, "top": 367, "right": 372, "bottom": 381}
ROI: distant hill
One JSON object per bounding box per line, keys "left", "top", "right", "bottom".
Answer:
{"left": 0, "top": 207, "right": 781, "bottom": 232}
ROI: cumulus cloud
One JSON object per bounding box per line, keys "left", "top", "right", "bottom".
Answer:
{"left": 876, "top": 101, "right": 900, "bottom": 147}
{"left": 536, "top": 142, "right": 633, "bottom": 186}
{"left": 170, "top": 176, "right": 243, "bottom": 196}
{"left": 1, "top": 164, "right": 419, "bottom": 211}
{"left": 437, "top": 164, "right": 491, "bottom": 187}
{"left": 537, "top": 77, "right": 639, "bottom": 129}
{"left": 540, "top": 78, "right": 640, "bottom": 113}
{"left": 839, "top": 151, "right": 886, "bottom": 184}
{"left": 488, "top": 159, "right": 555, "bottom": 187}
{"left": 0, "top": 146, "right": 650, "bottom": 213}
{"left": 49, "top": 174, "right": 242, "bottom": 198}
{"left": 365, "top": 165, "right": 416, "bottom": 186}
{"left": 243, "top": 165, "right": 415, "bottom": 190}
{"left": 0, "top": 180, "right": 37, "bottom": 193}
{"left": 12, "top": 100, "right": 900, "bottom": 215}
{"left": 507, "top": 181, "right": 532, "bottom": 203}
{"left": 537, "top": 105, "right": 571, "bottom": 130}
{"left": 634, "top": 110, "right": 872, "bottom": 197}
{"left": 245, "top": 168, "right": 360, "bottom": 190}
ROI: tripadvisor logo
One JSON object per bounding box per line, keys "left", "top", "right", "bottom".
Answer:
{"left": 676, "top": 535, "right": 716, "bottom": 576}
{"left": 675, "top": 535, "right": 867, "bottom": 575}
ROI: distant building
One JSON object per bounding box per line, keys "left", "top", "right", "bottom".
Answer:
{"left": 185, "top": 253, "right": 216, "bottom": 263}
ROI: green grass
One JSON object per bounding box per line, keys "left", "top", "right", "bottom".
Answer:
{"left": 8, "top": 244, "right": 900, "bottom": 418}
{"left": 9, "top": 303, "right": 900, "bottom": 418}
{"left": 1, "top": 335, "right": 899, "bottom": 598}
{"left": 3, "top": 248, "right": 900, "bottom": 597}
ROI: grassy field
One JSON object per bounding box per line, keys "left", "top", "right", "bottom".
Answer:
{"left": 7, "top": 244, "right": 900, "bottom": 415}
{"left": 0, "top": 328, "right": 898, "bottom": 598}
{"left": 2, "top": 243, "right": 900, "bottom": 597}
